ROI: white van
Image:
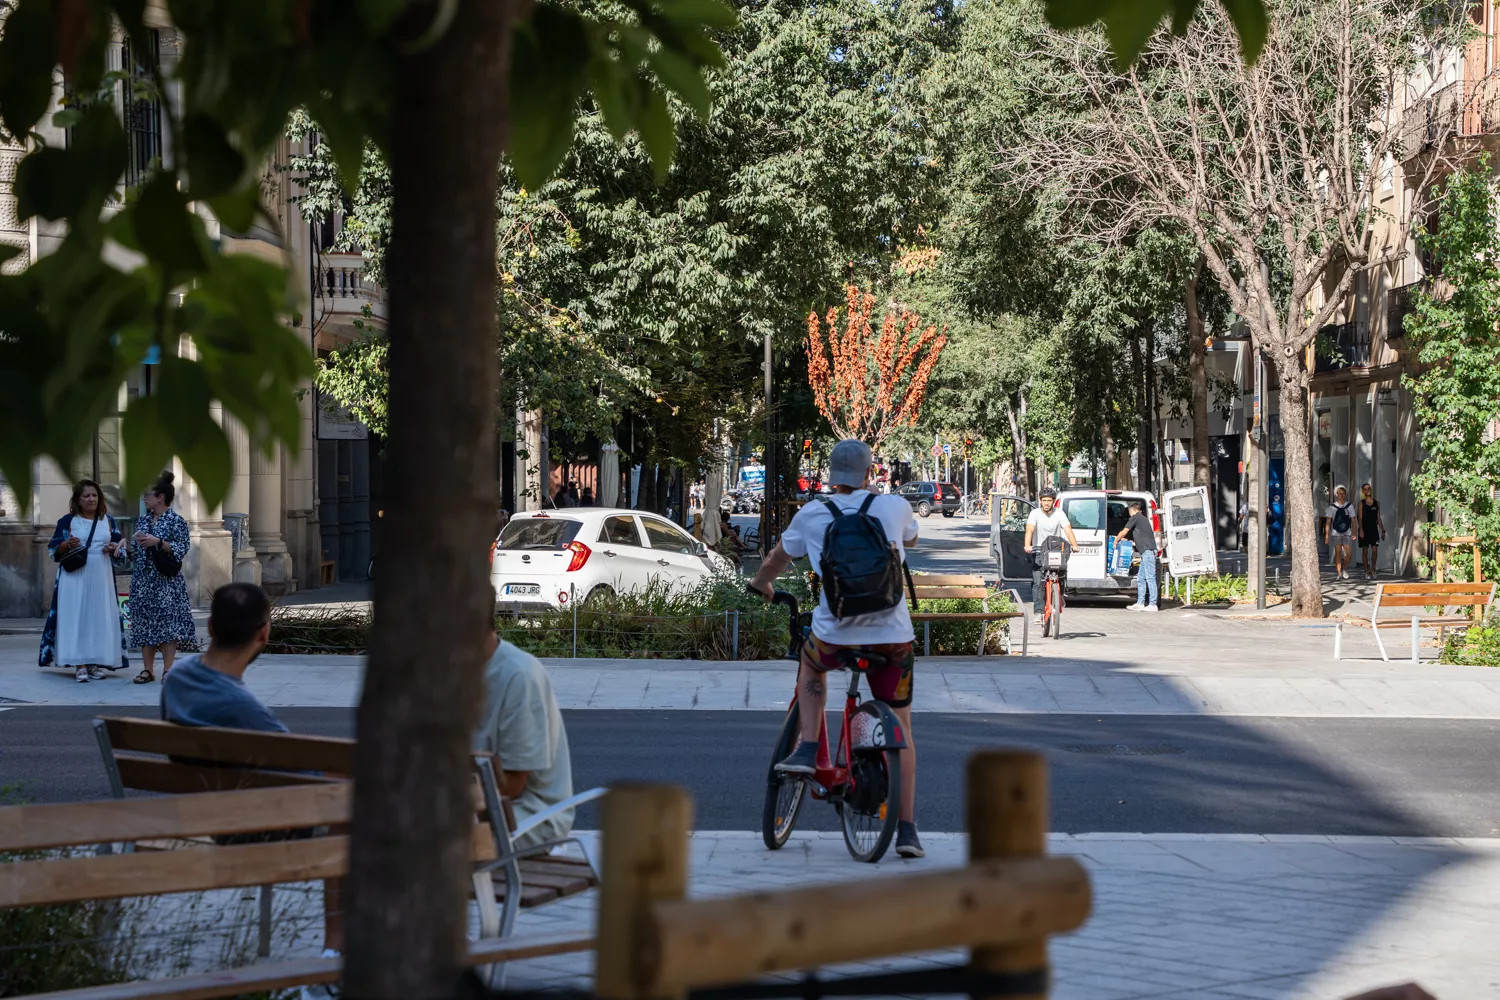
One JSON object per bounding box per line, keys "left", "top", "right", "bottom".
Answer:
{"left": 991, "top": 489, "right": 1161, "bottom": 599}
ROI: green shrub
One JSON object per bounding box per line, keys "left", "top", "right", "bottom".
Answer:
{"left": 1176, "top": 573, "right": 1249, "bottom": 604}
{"left": 1440, "top": 613, "right": 1500, "bottom": 666}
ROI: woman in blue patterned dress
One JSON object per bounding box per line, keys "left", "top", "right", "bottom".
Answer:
{"left": 129, "top": 471, "right": 196, "bottom": 683}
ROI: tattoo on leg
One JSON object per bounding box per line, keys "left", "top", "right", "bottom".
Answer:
{"left": 804, "top": 676, "right": 826, "bottom": 697}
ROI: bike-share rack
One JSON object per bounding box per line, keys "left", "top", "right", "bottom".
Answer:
{"left": 595, "top": 750, "right": 1091, "bottom": 1000}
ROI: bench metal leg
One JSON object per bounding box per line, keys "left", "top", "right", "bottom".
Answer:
{"left": 923, "top": 621, "right": 931, "bottom": 657}
{"left": 1333, "top": 623, "right": 1341, "bottom": 661}
{"left": 258, "top": 884, "right": 273, "bottom": 958}
{"left": 1374, "top": 625, "right": 1389, "bottom": 662}
{"left": 1411, "top": 616, "right": 1420, "bottom": 663}
{"left": 1021, "top": 611, "right": 1029, "bottom": 656}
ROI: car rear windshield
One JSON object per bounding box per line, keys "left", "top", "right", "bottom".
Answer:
{"left": 1062, "top": 497, "right": 1105, "bottom": 531}
{"left": 499, "top": 518, "right": 582, "bottom": 550}
{"left": 941, "top": 484, "right": 960, "bottom": 499}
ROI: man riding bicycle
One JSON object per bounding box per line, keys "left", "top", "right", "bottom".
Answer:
{"left": 749, "top": 438, "right": 924, "bottom": 858}
{"left": 1024, "top": 487, "right": 1079, "bottom": 616}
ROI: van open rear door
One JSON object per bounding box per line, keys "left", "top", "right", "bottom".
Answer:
{"left": 1162, "top": 486, "right": 1219, "bottom": 577}
{"left": 989, "top": 494, "right": 1035, "bottom": 581}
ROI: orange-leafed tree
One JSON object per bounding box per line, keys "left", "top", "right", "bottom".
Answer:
{"left": 807, "top": 285, "right": 948, "bottom": 450}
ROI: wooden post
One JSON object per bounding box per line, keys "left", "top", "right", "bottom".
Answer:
{"left": 968, "top": 750, "right": 1051, "bottom": 1000}
{"left": 595, "top": 785, "right": 693, "bottom": 1000}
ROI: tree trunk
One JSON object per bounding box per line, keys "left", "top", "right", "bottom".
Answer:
{"left": 1131, "top": 328, "right": 1149, "bottom": 492}
{"left": 1272, "top": 356, "right": 1325, "bottom": 618}
{"left": 636, "top": 462, "right": 657, "bottom": 513}
{"left": 344, "top": 2, "right": 520, "bottom": 998}
{"left": 655, "top": 465, "right": 672, "bottom": 517}
{"left": 1184, "top": 265, "right": 1212, "bottom": 489}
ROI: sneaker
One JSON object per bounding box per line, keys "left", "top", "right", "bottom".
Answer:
{"left": 88, "top": 666, "right": 106, "bottom": 680}
{"left": 74, "top": 667, "right": 89, "bottom": 683}
{"left": 1340, "top": 570, "right": 1349, "bottom": 580}
{"left": 774, "top": 740, "right": 819, "bottom": 775}
{"left": 1125, "top": 603, "right": 1146, "bottom": 612}
{"left": 1143, "top": 604, "right": 1159, "bottom": 612}
{"left": 895, "top": 821, "right": 925, "bottom": 859}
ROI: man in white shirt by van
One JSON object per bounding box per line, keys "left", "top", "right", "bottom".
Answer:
{"left": 1023, "top": 486, "right": 1079, "bottom": 615}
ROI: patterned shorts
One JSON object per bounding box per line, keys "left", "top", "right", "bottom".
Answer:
{"left": 800, "top": 633, "right": 915, "bottom": 708}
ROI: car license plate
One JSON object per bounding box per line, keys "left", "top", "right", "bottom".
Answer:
{"left": 504, "top": 584, "right": 540, "bottom": 596}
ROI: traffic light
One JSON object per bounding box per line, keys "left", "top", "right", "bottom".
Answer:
{"left": 963, "top": 437, "right": 974, "bottom": 458}
{"left": 802, "top": 438, "right": 812, "bottom": 460}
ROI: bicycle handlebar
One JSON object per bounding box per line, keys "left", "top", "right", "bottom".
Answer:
{"left": 749, "top": 585, "right": 802, "bottom": 658}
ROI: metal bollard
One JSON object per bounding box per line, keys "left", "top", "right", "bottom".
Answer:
{"left": 1411, "top": 615, "right": 1419, "bottom": 663}
{"left": 732, "top": 608, "right": 740, "bottom": 659}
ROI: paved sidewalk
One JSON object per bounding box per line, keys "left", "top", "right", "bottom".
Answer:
{"left": 5, "top": 625, "right": 1499, "bottom": 716}
{"left": 466, "top": 833, "right": 1500, "bottom": 999}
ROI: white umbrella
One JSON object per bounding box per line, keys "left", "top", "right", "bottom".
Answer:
{"left": 599, "top": 441, "right": 620, "bottom": 507}
{"left": 702, "top": 462, "right": 723, "bottom": 545}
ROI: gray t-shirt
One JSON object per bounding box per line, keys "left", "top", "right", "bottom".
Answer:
{"left": 160, "top": 654, "right": 287, "bottom": 732}
{"left": 473, "top": 641, "right": 574, "bottom": 850}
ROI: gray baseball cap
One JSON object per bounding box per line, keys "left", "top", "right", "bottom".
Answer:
{"left": 827, "top": 439, "right": 873, "bottom": 488}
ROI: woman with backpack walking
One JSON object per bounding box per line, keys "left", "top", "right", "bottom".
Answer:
{"left": 1357, "top": 482, "right": 1386, "bottom": 580}
{"left": 1325, "top": 485, "right": 1356, "bottom": 580}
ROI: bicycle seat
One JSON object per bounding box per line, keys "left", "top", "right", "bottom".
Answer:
{"left": 837, "top": 649, "right": 888, "bottom": 672}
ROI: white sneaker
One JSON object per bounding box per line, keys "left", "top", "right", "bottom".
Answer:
{"left": 1339, "top": 570, "right": 1348, "bottom": 580}
{"left": 1144, "top": 604, "right": 1159, "bottom": 612}
{"left": 88, "top": 666, "right": 106, "bottom": 680}
{"left": 1125, "top": 603, "right": 1146, "bottom": 612}
{"left": 74, "top": 667, "right": 89, "bottom": 683}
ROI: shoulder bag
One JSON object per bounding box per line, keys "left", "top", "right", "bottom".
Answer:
{"left": 60, "top": 515, "right": 99, "bottom": 574}
{"left": 149, "top": 516, "right": 183, "bottom": 578}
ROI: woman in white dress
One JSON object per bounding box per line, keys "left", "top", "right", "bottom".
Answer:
{"left": 38, "top": 479, "right": 130, "bottom": 682}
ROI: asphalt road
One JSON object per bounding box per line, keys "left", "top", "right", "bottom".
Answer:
{"left": 3, "top": 707, "right": 1496, "bottom": 837}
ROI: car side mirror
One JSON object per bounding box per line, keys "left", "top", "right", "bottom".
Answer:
{"left": 695, "top": 541, "right": 709, "bottom": 557}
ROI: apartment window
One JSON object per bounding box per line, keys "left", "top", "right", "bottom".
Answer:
{"left": 121, "top": 31, "right": 162, "bottom": 189}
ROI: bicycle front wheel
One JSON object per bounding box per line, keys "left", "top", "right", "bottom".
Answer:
{"left": 1051, "top": 579, "right": 1064, "bottom": 640}
{"left": 838, "top": 741, "right": 901, "bottom": 863}
{"left": 761, "top": 702, "right": 807, "bottom": 850}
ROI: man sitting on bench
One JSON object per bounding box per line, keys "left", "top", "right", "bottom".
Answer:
{"left": 475, "top": 630, "right": 575, "bottom": 852}
{"left": 161, "top": 582, "right": 343, "bottom": 992}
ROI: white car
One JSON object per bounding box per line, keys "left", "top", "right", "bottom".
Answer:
{"left": 491, "top": 507, "right": 734, "bottom": 610}
{"left": 991, "top": 489, "right": 1162, "bottom": 599}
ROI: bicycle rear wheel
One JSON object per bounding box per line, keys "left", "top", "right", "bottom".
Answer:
{"left": 837, "top": 724, "right": 901, "bottom": 862}
{"left": 761, "top": 702, "right": 807, "bottom": 850}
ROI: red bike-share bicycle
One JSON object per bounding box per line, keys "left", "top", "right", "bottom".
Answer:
{"left": 759, "top": 589, "right": 908, "bottom": 862}
{"left": 1037, "top": 535, "right": 1070, "bottom": 640}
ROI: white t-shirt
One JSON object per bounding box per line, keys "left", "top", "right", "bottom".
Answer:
{"left": 1026, "top": 507, "right": 1071, "bottom": 546}
{"left": 473, "top": 641, "right": 574, "bottom": 850}
{"left": 1326, "top": 503, "right": 1354, "bottom": 534}
{"left": 780, "top": 491, "right": 918, "bottom": 646}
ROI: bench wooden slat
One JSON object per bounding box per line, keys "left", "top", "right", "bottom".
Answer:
{"left": 0, "top": 784, "right": 351, "bottom": 852}
{"left": 909, "top": 574, "right": 992, "bottom": 585}
{"left": 1379, "top": 593, "right": 1492, "bottom": 608}
{"left": 24, "top": 931, "right": 596, "bottom": 1000}
{"left": 2, "top": 822, "right": 499, "bottom": 908}
{"left": 912, "top": 587, "right": 991, "bottom": 600}
{"left": 910, "top": 612, "right": 1022, "bottom": 621}
{"left": 102, "top": 718, "right": 356, "bottom": 774}
{"left": 1378, "top": 582, "right": 1493, "bottom": 595}
{"left": 115, "top": 753, "right": 334, "bottom": 794}
{"left": 1346, "top": 616, "right": 1475, "bottom": 629}
{"left": 2, "top": 836, "right": 349, "bottom": 908}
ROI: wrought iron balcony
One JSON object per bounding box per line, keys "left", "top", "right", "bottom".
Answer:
{"left": 1314, "top": 321, "right": 1372, "bottom": 373}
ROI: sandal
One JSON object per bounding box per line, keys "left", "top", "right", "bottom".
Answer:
{"left": 132, "top": 670, "right": 156, "bottom": 684}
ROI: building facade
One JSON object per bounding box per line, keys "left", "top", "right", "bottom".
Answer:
{"left": 0, "top": 8, "right": 383, "bottom": 617}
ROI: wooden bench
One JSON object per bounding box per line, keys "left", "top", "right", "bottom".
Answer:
{"left": 1333, "top": 580, "right": 1497, "bottom": 661}
{"left": 908, "top": 573, "right": 1028, "bottom": 656}
{"left": 93, "top": 717, "right": 603, "bottom": 961}
{"left": 0, "top": 782, "right": 593, "bottom": 1000}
